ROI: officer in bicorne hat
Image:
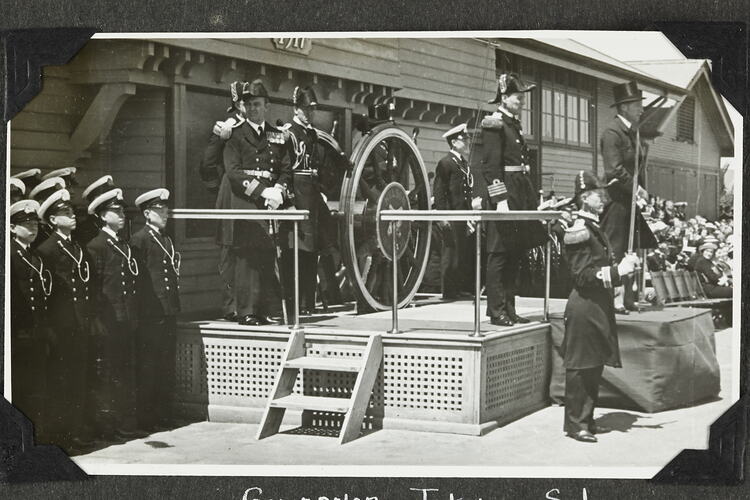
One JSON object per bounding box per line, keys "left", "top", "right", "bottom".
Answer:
{"left": 9, "top": 198, "right": 51, "bottom": 440}
{"left": 434, "top": 122, "right": 475, "bottom": 299}
{"left": 12, "top": 168, "right": 43, "bottom": 194}
{"left": 84, "top": 176, "right": 140, "bottom": 440}
{"left": 29, "top": 176, "right": 67, "bottom": 247}
{"left": 36, "top": 182, "right": 95, "bottom": 449}
{"left": 130, "top": 188, "right": 181, "bottom": 431}
{"left": 280, "top": 85, "right": 329, "bottom": 315}
{"left": 10, "top": 177, "right": 26, "bottom": 203}
{"left": 599, "top": 81, "right": 657, "bottom": 313}
{"left": 561, "top": 170, "right": 640, "bottom": 443}
{"left": 473, "top": 73, "right": 547, "bottom": 326}
{"left": 218, "top": 78, "right": 291, "bottom": 326}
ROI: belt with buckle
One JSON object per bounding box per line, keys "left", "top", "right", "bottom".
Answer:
{"left": 242, "top": 169, "right": 273, "bottom": 179}
{"left": 504, "top": 165, "right": 526, "bottom": 173}
{"left": 294, "top": 169, "right": 318, "bottom": 176}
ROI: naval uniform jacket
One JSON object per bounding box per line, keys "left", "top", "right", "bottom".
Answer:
{"left": 599, "top": 117, "right": 657, "bottom": 258}
{"left": 86, "top": 229, "right": 138, "bottom": 324}
{"left": 562, "top": 213, "right": 623, "bottom": 369}
{"left": 36, "top": 231, "right": 92, "bottom": 330}
{"left": 285, "top": 119, "right": 324, "bottom": 252}
{"left": 10, "top": 239, "right": 49, "bottom": 332}
{"left": 434, "top": 152, "right": 472, "bottom": 211}
{"left": 130, "top": 225, "right": 181, "bottom": 318}
{"left": 199, "top": 112, "right": 243, "bottom": 195}
{"left": 473, "top": 111, "right": 545, "bottom": 253}
{"left": 218, "top": 120, "right": 292, "bottom": 249}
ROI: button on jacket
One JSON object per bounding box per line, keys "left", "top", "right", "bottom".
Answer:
{"left": 10, "top": 239, "right": 49, "bottom": 331}
{"left": 86, "top": 230, "right": 138, "bottom": 323}
{"left": 130, "top": 225, "right": 181, "bottom": 318}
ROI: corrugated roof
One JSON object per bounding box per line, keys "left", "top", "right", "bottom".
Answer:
{"left": 626, "top": 59, "right": 707, "bottom": 89}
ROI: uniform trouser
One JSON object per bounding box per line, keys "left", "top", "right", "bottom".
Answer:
{"left": 46, "top": 325, "right": 90, "bottom": 442}
{"left": 281, "top": 249, "right": 318, "bottom": 312}
{"left": 486, "top": 251, "right": 522, "bottom": 318}
{"left": 564, "top": 365, "right": 604, "bottom": 435}
{"left": 11, "top": 330, "right": 47, "bottom": 442}
{"left": 90, "top": 316, "right": 137, "bottom": 436}
{"left": 136, "top": 315, "right": 176, "bottom": 428}
{"left": 224, "top": 247, "right": 282, "bottom": 317}
{"left": 440, "top": 222, "right": 474, "bottom": 299}
{"left": 219, "top": 245, "right": 236, "bottom": 316}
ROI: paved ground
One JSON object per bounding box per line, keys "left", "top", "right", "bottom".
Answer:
{"left": 73, "top": 320, "right": 736, "bottom": 478}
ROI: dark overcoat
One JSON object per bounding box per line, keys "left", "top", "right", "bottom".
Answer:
{"left": 130, "top": 225, "right": 181, "bottom": 318}
{"left": 562, "top": 214, "right": 623, "bottom": 369}
{"left": 36, "top": 231, "right": 93, "bottom": 329}
{"left": 473, "top": 112, "right": 545, "bottom": 253}
{"left": 10, "top": 239, "right": 49, "bottom": 331}
{"left": 599, "top": 117, "right": 657, "bottom": 258}
{"left": 433, "top": 152, "right": 472, "bottom": 211}
{"left": 217, "top": 121, "right": 291, "bottom": 249}
{"left": 86, "top": 230, "right": 138, "bottom": 324}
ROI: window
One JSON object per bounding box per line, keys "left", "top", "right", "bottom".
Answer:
{"left": 540, "top": 85, "right": 592, "bottom": 147}
{"left": 676, "top": 96, "right": 695, "bottom": 142}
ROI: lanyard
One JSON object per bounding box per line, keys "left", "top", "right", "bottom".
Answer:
{"left": 148, "top": 229, "right": 181, "bottom": 276}
{"left": 454, "top": 156, "right": 474, "bottom": 188}
{"left": 106, "top": 238, "right": 139, "bottom": 276}
{"left": 16, "top": 249, "right": 53, "bottom": 296}
{"left": 56, "top": 240, "right": 90, "bottom": 282}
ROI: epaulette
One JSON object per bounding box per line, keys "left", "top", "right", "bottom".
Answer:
{"left": 481, "top": 116, "right": 504, "bottom": 129}
{"left": 563, "top": 218, "right": 590, "bottom": 245}
{"left": 229, "top": 116, "right": 244, "bottom": 128}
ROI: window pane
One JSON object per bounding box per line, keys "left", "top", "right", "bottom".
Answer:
{"left": 579, "top": 97, "right": 590, "bottom": 145}
{"left": 553, "top": 90, "right": 565, "bottom": 141}
{"left": 580, "top": 120, "right": 590, "bottom": 145}
{"left": 542, "top": 88, "right": 553, "bottom": 138}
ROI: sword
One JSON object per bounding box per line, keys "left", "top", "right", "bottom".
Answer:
{"left": 268, "top": 216, "right": 289, "bottom": 325}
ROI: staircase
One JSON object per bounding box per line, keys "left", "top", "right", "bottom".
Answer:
{"left": 256, "top": 329, "right": 383, "bottom": 444}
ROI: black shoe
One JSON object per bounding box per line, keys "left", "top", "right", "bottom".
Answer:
{"left": 590, "top": 425, "right": 611, "bottom": 434}
{"left": 510, "top": 314, "right": 531, "bottom": 324}
{"left": 113, "top": 429, "right": 141, "bottom": 440}
{"left": 239, "top": 314, "right": 262, "bottom": 326}
{"left": 223, "top": 312, "right": 238, "bottom": 321}
{"left": 299, "top": 308, "right": 313, "bottom": 316}
{"left": 263, "top": 315, "right": 283, "bottom": 325}
{"left": 567, "top": 430, "right": 597, "bottom": 443}
{"left": 614, "top": 306, "right": 629, "bottom": 315}
{"left": 490, "top": 315, "right": 514, "bottom": 327}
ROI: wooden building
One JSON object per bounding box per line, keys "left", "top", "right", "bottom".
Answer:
{"left": 9, "top": 36, "right": 733, "bottom": 316}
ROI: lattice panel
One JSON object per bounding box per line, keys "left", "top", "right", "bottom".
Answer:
{"left": 203, "top": 341, "right": 301, "bottom": 399}
{"left": 381, "top": 352, "right": 465, "bottom": 412}
{"left": 175, "top": 340, "right": 204, "bottom": 398}
{"left": 303, "top": 346, "right": 363, "bottom": 400}
{"left": 485, "top": 343, "right": 547, "bottom": 411}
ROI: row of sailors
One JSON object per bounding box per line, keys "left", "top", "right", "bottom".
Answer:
{"left": 9, "top": 169, "right": 180, "bottom": 453}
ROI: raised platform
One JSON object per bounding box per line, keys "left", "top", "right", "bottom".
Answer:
{"left": 174, "top": 297, "right": 560, "bottom": 436}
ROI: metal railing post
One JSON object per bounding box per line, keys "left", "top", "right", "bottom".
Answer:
{"left": 293, "top": 220, "right": 300, "bottom": 330}
{"left": 390, "top": 220, "right": 399, "bottom": 334}
{"left": 471, "top": 220, "right": 482, "bottom": 337}
{"left": 544, "top": 220, "right": 551, "bottom": 322}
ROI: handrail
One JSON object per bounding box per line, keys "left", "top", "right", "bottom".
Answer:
{"left": 380, "top": 209, "right": 561, "bottom": 336}
{"left": 169, "top": 208, "right": 310, "bottom": 331}
{"left": 380, "top": 209, "right": 563, "bottom": 222}
{"left": 171, "top": 208, "right": 309, "bottom": 221}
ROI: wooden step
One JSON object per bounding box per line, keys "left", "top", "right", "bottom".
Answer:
{"left": 285, "top": 356, "right": 362, "bottom": 372}
{"left": 269, "top": 394, "right": 352, "bottom": 413}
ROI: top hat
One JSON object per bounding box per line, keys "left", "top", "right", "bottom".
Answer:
{"left": 488, "top": 73, "right": 535, "bottom": 104}
{"left": 442, "top": 123, "right": 468, "bottom": 147}
{"left": 611, "top": 81, "right": 645, "bottom": 107}
{"left": 135, "top": 188, "right": 170, "bottom": 211}
{"left": 292, "top": 86, "right": 318, "bottom": 108}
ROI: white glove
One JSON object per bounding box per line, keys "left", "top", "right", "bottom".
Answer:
{"left": 496, "top": 200, "right": 510, "bottom": 212}
{"left": 261, "top": 187, "right": 283, "bottom": 207}
{"left": 617, "top": 253, "right": 640, "bottom": 276}
{"left": 466, "top": 220, "right": 476, "bottom": 234}
{"left": 213, "top": 118, "right": 236, "bottom": 140}
{"left": 471, "top": 197, "right": 483, "bottom": 210}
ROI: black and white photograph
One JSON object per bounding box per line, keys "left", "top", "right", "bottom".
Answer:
{"left": 3, "top": 30, "right": 743, "bottom": 483}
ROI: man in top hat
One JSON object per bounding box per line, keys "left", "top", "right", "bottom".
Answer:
{"left": 29, "top": 176, "right": 67, "bottom": 247}
{"left": 218, "top": 79, "right": 291, "bottom": 326}
{"left": 472, "top": 73, "right": 547, "bottom": 326}
{"left": 12, "top": 168, "right": 42, "bottom": 194}
{"left": 599, "top": 81, "right": 658, "bottom": 313}
{"left": 10, "top": 177, "right": 26, "bottom": 204}
{"left": 561, "top": 171, "right": 640, "bottom": 443}
{"left": 9, "top": 199, "right": 51, "bottom": 440}
{"left": 280, "top": 85, "right": 331, "bottom": 315}
{"left": 35, "top": 182, "right": 94, "bottom": 449}
{"left": 433, "top": 122, "right": 475, "bottom": 300}
{"left": 130, "top": 188, "right": 181, "bottom": 431}
{"left": 84, "top": 176, "right": 140, "bottom": 440}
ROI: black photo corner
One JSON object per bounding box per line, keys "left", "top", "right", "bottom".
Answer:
{"left": 0, "top": 19, "right": 747, "bottom": 495}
